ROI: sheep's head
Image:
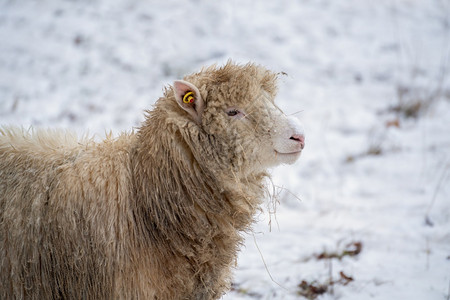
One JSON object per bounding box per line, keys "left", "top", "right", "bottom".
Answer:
{"left": 171, "top": 62, "right": 305, "bottom": 175}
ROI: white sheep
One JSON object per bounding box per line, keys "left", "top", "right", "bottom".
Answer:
{"left": 0, "top": 62, "right": 305, "bottom": 299}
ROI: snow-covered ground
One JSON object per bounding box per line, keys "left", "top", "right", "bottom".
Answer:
{"left": 1, "top": 0, "right": 449, "bottom": 299}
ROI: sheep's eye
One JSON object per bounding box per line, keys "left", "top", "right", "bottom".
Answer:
{"left": 227, "top": 109, "right": 239, "bottom": 117}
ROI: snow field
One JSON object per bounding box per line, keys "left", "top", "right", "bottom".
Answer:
{"left": 1, "top": 0, "right": 449, "bottom": 299}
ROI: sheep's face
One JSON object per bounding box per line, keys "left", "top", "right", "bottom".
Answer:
{"left": 173, "top": 63, "right": 305, "bottom": 175}
{"left": 225, "top": 95, "right": 304, "bottom": 167}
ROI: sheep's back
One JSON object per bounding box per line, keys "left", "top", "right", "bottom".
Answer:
{"left": 0, "top": 127, "right": 88, "bottom": 233}
{"left": 0, "top": 127, "right": 88, "bottom": 176}
{"left": 0, "top": 128, "right": 89, "bottom": 239}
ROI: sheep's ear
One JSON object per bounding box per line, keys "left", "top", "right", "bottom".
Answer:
{"left": 173, "top": 80, "right": 204, "bottom": 124}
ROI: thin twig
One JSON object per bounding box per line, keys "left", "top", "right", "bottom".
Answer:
{"left": 328, "top": 258, "right": 334, "bottom": 295}
{"left": 425, "top": 158, "right": 449, "bottom": 223}
{"left": 447, "top": 278, "right": 450, "bottom": 300}
{"left": 252, "top": 233, "right": 289, "bottom": 292}
{"left": 288, "top": 110, "right": 304, "bottom": 116}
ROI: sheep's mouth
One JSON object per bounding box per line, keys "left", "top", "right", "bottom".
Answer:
{"left": 274, "top": 150, "right": 302, "bottom": 165}
{"left": 275, "top": 150, "right": 302, "bottom": 156}
{"left": 274, "top": 150, "right": 302, "bottom": 160}
{"left": 273, "top": 150, "right": 302, "bottom": 165}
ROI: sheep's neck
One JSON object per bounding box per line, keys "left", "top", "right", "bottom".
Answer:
{"left": 130, "top": 118, "right": 264, "bottom": 248}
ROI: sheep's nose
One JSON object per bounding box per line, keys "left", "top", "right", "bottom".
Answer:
{"left": 290, "top": 134, "right": 305, "bottom": 149}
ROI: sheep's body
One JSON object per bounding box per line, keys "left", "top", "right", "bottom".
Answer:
{"left": 0, "top": 62, "right": 304, "bottom": 299}
{"left": 0, "top": 130, "right": 136, "bottom": 298}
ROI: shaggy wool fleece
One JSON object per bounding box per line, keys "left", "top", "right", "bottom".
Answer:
{"left": 0, "top": 62, "right": 304, "bottom": 299}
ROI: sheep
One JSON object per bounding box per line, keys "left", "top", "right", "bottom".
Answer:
{"left": 0, "top": 61, "right": 305, "bottom": 299}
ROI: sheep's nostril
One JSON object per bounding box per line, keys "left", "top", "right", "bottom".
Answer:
{"left": 290, "top": 134, "right": 304, "bottom": 142}
{"left": 290, "top": 134, "right": 305, "bottom": 149}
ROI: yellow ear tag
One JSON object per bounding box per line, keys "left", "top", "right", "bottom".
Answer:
{"left": 183, "top": 91, "right": 195, "bottom": 104}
